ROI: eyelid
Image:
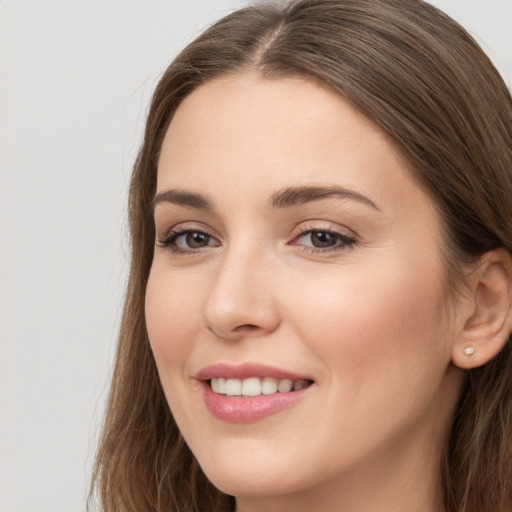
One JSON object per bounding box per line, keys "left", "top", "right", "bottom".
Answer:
{"left": 156, "top": 221, "right": 219, "bottom": 240}
{"left": 156, "top": 222, "right": 221, "bottom": 254}
{"left": 290, "top": 221, "right": 357, "bottom": 240}
{"left": 155, "top": 220, "right": 357, "bottom": 256}
{"left": 289, "top": 221, "right": 357, "bottom": 253}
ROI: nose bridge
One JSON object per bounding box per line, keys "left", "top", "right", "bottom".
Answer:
{"left": 202, "top": 237, "right": 279, "bottom": 340}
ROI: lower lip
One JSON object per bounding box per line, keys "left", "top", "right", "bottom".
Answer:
{"left": 200, "top": 381, "right": 312, "bottom": 423}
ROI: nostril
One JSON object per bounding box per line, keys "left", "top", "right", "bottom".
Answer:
{"left": 234, "top": 324, "right": 259, "bottom": 332}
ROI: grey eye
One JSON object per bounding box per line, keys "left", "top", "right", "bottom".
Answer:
{"left": 309, "top": 231, "right": 340, "bottom": 248}
{"left": 292, "top": 229, "right": 356, "bottom": 252}
{"left": 184, "top": 232, "right": 212, "bottom": 248}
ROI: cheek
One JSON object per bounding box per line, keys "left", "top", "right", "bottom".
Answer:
{"left": 145, "top": 264, "right": 204, "bottom": 367}
{"left": 278, "top": 259, "right": 455, "bottom": 462}
{"left": 286, "top": 255, "right": 450, "bottom": 394}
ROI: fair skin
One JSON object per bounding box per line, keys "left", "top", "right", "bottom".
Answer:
{"left": 145, "top": 74, "right": 472, "bottom": 512}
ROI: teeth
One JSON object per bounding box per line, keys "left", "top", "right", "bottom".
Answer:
{"left": 211, "top": 377, "right": 226, "bottom": 394}
{"left": 210, "top": 377, "right": 311, "bottom": 397}
{"left": 225, "top": 378, "right": 242, "bottom": 396}
{"left": 293, "top": 380, "right": 305, "bottom": 391}
{"left": 261, "top": 377, "right": 278, "bottom": 395}
{"left": 277, "top": 379, "right": 293, "bottom": 392}
{"left": 241, "top": 377, "right": 261, "bottom": 396}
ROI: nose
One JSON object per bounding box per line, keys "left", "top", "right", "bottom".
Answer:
{"left": 202, "top": 246, "right": 280, "bottom": 341}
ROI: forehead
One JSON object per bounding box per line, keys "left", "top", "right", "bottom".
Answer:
{"left": 157, "top": 74, "right": 429, "bottom": 218}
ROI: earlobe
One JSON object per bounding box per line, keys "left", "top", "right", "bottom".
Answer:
{"left": 452, "top": 249, "right": 512, "bottom": 370}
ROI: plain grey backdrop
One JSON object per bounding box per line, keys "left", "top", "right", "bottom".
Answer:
{"left": 1, "top": 1, "right": 511, "bottom": 511}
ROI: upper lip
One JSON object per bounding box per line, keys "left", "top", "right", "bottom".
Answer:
{"left": 195, "top": 363, "right": 313, "bottom": 382}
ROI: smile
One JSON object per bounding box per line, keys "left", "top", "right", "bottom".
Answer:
{"left": 196, "top": 363, "right": 315, "bottom": 422}
{"left": 210, "top": 377, "right": 312, "bottom": 396}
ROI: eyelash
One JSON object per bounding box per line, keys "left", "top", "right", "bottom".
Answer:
{"left": 157, "top": 226, "right": 217, "bottom": 255}
{"left": 290, "top": 225, "right": 357, "bottom": 253}
{"left": 156, "top": 224, "right": 356, "bottom": 256}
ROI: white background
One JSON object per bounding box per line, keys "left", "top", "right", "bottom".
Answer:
{"left": 1, "top": 1, "right": 511, "bottom": 511}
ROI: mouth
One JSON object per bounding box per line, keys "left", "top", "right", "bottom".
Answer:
{"left": 196, "top": 363, "right": 315, "bottom": 422}
{"left": 209, "top": 377, "right": 314, "bottom": 397}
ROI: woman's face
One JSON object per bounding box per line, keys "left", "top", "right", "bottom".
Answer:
{"left": 146, "top": 75, "right": 464, "bottom": 508}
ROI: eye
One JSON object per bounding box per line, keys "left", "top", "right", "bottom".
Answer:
{"left": 157, "top": 228, "right": 220, "bottom": 254}
{"left": 290, "top": 228, "right": 356, "bottom": 252}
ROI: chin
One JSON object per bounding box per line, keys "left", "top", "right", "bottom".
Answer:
{"left": 194, "top": 442, "right": 311, "bottom": 498}
{"left": 203, "top": 464, "right": 303, "bottom": 499}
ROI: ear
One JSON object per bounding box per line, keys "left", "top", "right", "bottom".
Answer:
{"left": 452, "top": 249, "right": 512, "bottom": 370}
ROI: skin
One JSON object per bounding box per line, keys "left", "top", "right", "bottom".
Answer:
{"left": 145, "top": 74, "right": 467, "bottom": 512}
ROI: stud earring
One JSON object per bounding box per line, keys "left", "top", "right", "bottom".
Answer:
{"left": 464, "top": 346, "right": 475, "bottom": 357}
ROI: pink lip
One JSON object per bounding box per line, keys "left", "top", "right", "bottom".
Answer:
{"left": 195, "top": 363, "right": 314, "bottom": 423}
{"left": 195, "top": 362, "right": 311, "bottom": 381}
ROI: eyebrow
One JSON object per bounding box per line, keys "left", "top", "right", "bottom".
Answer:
{"left": 151, "top": 185, "right": 380, "bottom": 212}
{"left": 269, "top": 186, "right": 380, "bottom": 211}
{"left": 151, "top": 189, "right": 213, "bottom": 211}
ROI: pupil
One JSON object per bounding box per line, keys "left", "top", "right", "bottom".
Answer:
{"left": 187, "top": 232, "right": 209, "bottom": 248}
{"left": 311, "top": 231, "right": 337, "bottom": 247}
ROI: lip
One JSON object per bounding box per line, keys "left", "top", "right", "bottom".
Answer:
{"left": 195, "top": 363, "right": 315, "bottom": 423}
{"left": 195, "top": 362, "right": 312, "bottom": 381}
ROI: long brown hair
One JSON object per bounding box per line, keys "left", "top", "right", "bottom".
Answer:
{"left": 89, "top": 1, "right": 512, "bottom": 511}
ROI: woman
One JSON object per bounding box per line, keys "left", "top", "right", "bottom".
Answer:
{"left": 90, "top": 1, "right": 512, "bottom": 511}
